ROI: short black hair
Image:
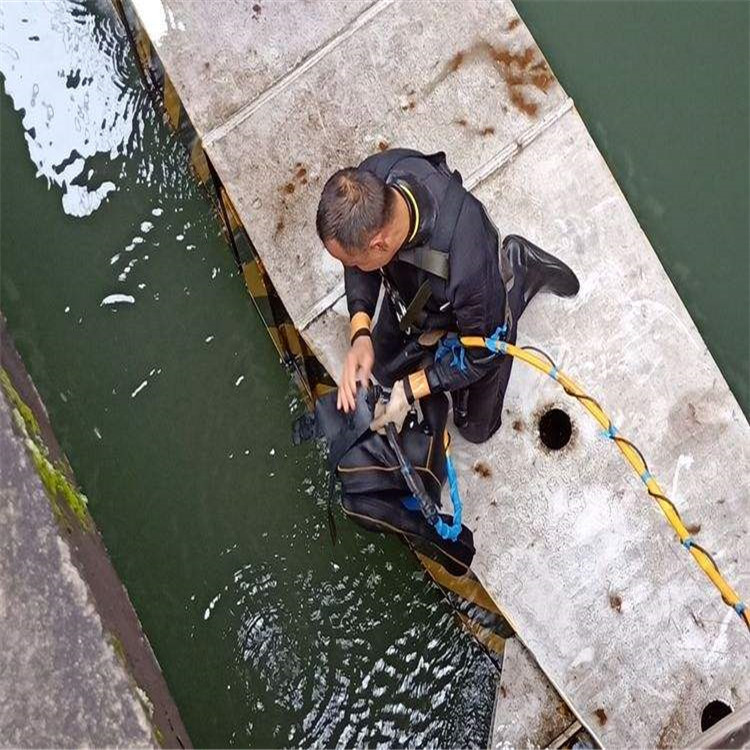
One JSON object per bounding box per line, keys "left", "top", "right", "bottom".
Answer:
{"left": 316, "top": 168, "right": 395, "bottom": 253}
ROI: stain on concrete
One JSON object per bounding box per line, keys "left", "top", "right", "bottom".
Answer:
{"left": 275, "top": 162, "right": 311, "bottom": 237}
{"left": 453, "top": 117, "right": 496, "bottom": 137}
{"left": 473, "top": 460, "right": 492, "bottom": 478}
{"left": 609, "top": 593, "right": 622, "bottom": 613}
{"left": 594, "top": 708, "right": 608, "bottom": 726}
{"left": 425, "top": 39, "right": 556, "bottom": 117}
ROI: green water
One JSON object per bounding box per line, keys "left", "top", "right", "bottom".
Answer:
{"left": 0, "top": 1, "right": 747, "bottom": 748}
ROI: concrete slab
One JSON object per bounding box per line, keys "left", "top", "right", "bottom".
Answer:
{"left": 124, "top": 0, "right": 750, "bottom": 746}
{"left": 200, "top": 0, "right": 568, "bottom": 326}
{"left": 129, "top": 0, "right": 374, "bottom": 137}
{"left": 490, "top": 638, "right": 575, "bottom": 749}
{"left": 0, "top": 386, "right": 155, "bottom": 747}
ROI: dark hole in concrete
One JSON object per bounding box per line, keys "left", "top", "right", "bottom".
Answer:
{"left": 701, "top": 700, "right": 732, "bottom": 732}
{"left": 539, "top": 408, "right": 572, "bottom": 450}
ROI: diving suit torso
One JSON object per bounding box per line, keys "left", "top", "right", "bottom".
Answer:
{"left": 346, "top": 148, "right": 580, "bottom": 444}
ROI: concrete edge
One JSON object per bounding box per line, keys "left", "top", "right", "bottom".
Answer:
{"left": 0, "top": 312, "right": 192, "bottom": 749}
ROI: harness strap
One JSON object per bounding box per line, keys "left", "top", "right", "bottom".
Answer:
{"left": 399, "top": 280, "right": 433, "bottom": 333}
{"left": 398, "top": 246, "right": 450, "bottom": 280}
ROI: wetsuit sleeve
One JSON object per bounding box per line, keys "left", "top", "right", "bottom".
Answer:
{"left": 418, "top": 197, "right": 506, "bottom": 396}
{"left": 344, "top": 266, "right": 381, "bottom": 319}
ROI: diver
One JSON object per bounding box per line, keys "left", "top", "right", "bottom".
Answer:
{"left": 315, "top": 147, "right": 580, "bottom": 444}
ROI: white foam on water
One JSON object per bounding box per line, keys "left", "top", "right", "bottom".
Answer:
{"left": 131, "top": 380, "right": 148, "bottom": 398}
{"left": 203, "top": 593, "right": 221, "bottom": 620}
{"left": 101, "top": 294, "right": 135, "bottom": 306}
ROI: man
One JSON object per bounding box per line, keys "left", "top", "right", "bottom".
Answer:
{"left": 315, "top": 147, "right": 579, "bottom": 444}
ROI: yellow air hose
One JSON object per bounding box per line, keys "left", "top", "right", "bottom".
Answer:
{"left": 459, "top": 335, "right": 750, "bottom": 632}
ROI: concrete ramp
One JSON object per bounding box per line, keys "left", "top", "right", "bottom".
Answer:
{"left": 490, "top": 637, "right": 578, "bottom": 749}
{"left": 126, "top": 0, "right": 750, "bottom": 745}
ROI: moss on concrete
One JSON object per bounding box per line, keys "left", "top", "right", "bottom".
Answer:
{"left": 24, "top": 435, "right": 92, "bottom": 530}
{"left": 1, "top": 367, "right": 91, "bottom": 531}
{"left": 153, "top": 725, "right": 165, "bottom": 747}
{"left": 0, "top": 368, "right": 41, "bottom": 439}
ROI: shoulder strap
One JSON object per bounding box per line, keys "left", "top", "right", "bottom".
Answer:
{"left": 397, "top": 246, "right": 450, "bottom": 280}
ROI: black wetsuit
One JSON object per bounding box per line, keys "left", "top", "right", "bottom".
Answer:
{"left": 346, "top": 148, "right": 511, "bottom": 444}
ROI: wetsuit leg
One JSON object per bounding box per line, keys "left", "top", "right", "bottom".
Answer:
{"left": 455, "top": 359, "right": 511, "bottom": 444}
{"left": 454, "top": 234, "right": 579, "bottom": 444}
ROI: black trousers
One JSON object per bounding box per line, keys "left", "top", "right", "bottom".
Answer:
{"left": 371, "top": 294, "right": 513, "bottom": 445}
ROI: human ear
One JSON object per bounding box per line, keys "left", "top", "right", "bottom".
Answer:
{"left": 369, "top": 231, "right": 388, "bottom": 254}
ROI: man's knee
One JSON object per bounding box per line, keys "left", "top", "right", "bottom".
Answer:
{"left": 457, "top": 417, "right": 501, "bottom": 445}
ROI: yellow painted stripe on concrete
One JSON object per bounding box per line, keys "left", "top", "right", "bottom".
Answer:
{"left": 163, "top": 75, "right": 181, "bottom": 130}
{"left": 416, "top": 551, "right": 503, "bottom": 615}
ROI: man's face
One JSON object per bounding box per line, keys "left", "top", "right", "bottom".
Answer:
{"left": 324, "top": 216, "right": 403, "bottom": 272}
{"left": 325, "top": 236, "right": 389, "bottom": 272}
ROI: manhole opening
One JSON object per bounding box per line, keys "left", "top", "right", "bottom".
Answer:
{"left": 701, "top": 700, "right": 733, "bottom": 732}
{"left": 539, "top": 408, "right": 572, "bottom": 450}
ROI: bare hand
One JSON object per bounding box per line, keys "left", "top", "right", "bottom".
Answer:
{"left": 337, "top": 336, "right": 375, "bottom": 412}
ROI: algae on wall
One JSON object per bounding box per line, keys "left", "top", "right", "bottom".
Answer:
{"left": 1, "top": 368, "right": 91, "bottom": 530}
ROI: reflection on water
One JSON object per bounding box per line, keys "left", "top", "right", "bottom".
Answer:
{"left": 0, "top": 1, "right": 495, "bottom": 747}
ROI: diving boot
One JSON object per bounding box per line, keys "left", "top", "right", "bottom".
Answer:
{"left": 503, "top": 234, "right": 580, "bottom": 304}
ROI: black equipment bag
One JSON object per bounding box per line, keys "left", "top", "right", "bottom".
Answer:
{"left": 293, "top": 385, "right": 475, "bottom": 575}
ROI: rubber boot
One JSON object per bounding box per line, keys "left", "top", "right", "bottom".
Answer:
{"left": 502, "top": 234, "right": 580, "bottom": 305}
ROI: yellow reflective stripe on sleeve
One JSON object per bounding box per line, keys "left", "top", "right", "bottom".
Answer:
{"left": 349, "top": 312, "right": 372, "bottom": 341}
{"left": 408, "top": 369, "right": 431, "bottom": 400}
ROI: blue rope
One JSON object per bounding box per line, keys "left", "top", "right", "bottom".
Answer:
{"left": 435, "top": 324, "right": 508, "bottom": 372}
{"left": 682, "top": 537, "right": 695, "bottom": 550}
{"left": 433, "top": 452, "right": 463, "bottom": 541}
{"left": 735, "top": 601, "right": 747, "bottom": 617}
{"left": 601, "top": 423, "right": 618, "bottom": 440}
{"left": 434, "top": 335, "right": 467, "bottom": 372}
{"left": 549, "top": 366, "right": 558, "bottom": 380}
{"left": 485, "top": 324, "right": 508, "bottom": 355}
{"left": 640, "top": 469, "right": 652, "bottom": 484}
